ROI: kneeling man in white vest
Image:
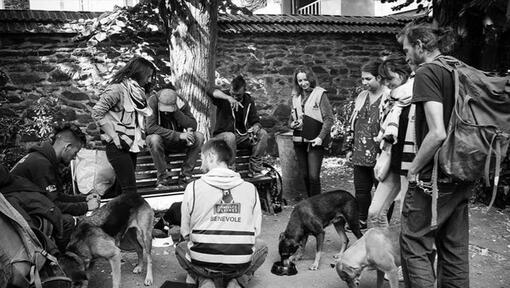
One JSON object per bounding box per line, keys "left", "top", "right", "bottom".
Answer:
{"left": 175, "top": 139, "right": 268, "bottom": 288}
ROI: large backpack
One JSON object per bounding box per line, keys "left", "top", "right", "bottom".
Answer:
{"left": 0, "top": 193, "right": 70, "bottom": 288}
{"left": 427, "top": 56, "right": 510, "bottom": 227}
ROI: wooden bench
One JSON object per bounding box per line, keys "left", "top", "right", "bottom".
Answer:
{"left": 108, "top": 149, "right": 279, "bottom": 213}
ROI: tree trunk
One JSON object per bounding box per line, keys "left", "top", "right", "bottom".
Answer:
{"left": 163, "top": 0, "right": 218, "bottom": 139}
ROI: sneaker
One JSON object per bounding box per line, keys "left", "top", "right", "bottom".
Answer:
{"left": 156, "top": 176, "right": 175, "bottom": 189}
{"left": 248, "top": 168, "right": 269, "bottom": 178}
{"left": 178, "top": 174, "right": 193, "bottom": 186}
{"left": 384, "top": 266, "right": 404, "bottom": 281}
{"left": 226, "top": 278, "right": 242, "bottom": 288}
{"left": 198, "top": 277, "right": 215, "bottom": 288}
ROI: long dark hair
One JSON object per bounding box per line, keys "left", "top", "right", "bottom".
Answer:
{"left": 292, "top": 66, "right": 318, "bottom": 97}
{"left": 378, "top": 54, "right": 412, "bottom": 83}
{"left": 110, "top": 56, "right": 157, "bottom": 91}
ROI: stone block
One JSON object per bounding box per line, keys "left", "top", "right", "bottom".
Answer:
{"left": 303, "top": 46, "right": 317, "bottom": 54}
{"left": 55, "top": 107, "right": 77, "bottom": 122}
{"left": 246, "top": 62, "right": 264, "bottom": 74}
{"left": 49, "top": 69, "right": 71, "bottom": 82}
{"left": 61, "top": 90, "right": 89, "bottom": 101}
{"left": 278, "top": 66, "right": 295, "bottom": 75}
{"left": 311, "top": 66, "right": 327, "bottom": 74}
{"left": 9, "top": 72, "right": 45, "bottom": 85}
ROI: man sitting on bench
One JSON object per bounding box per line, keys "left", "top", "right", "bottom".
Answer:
{"left": 209, "top": 75, "right": 268, "bottom": 177}
{"left": 146, "top": 87, "right": 205, "bottom": 188}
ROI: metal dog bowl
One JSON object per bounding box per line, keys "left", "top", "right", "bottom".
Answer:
{"left": 271, "top": 261, "right": 298, "bottom": 276}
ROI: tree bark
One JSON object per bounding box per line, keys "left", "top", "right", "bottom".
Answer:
{"left": 163, "top": 0, "right": 218, "bottom": 139}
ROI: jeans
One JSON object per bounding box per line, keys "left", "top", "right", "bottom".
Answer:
{"left": 294, "top": 143, "right": 324, "bottom": 197}
{"left": 146, "top": 132, "right": 205, "bottom": 178}
{"left": 353, "top": 165, "right": 378, "bottom": 222}
{"left": 367, "top": 171, "right": 405, "bottom": 227}
{"left": 105, "top": 142, "right": 138, "bottom": 194}
{"left": 213, "top": 129, "right": 268, "bottom": 171}
{"left": 400, "top": 181, "right": 474, "bottom": 288}
{"left": 175, "top": 240, "right": 268, "bottom": 286}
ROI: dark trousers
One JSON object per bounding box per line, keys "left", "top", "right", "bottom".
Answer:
{"left": 146, "top": 132, "right": 204, "bottom": 178}
{"left": 213, "top": 129, "right": 268, "bottom": 171}
{"left": 55, "top": 214, "right": 76, "bottom": 252}
{"left": 400, "top": 181, "right": 474, "bottom": 288}
{"left": 105, "top": 142, "right": 138, "bottom": 194}
{"left": 353, "top": 165, "right": 377, "bottom": 222}
{"left": 294, "top": 143, "right": 324, "bottom": 197}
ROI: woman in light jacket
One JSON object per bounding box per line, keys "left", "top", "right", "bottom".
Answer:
{"left": 92, "top": 56, "right": 157, "bottom": 194}
{"left": 289, "top": 66, "right": 334, "bottom": 197}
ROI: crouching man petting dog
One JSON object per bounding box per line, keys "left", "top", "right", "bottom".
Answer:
{"left": 175, "top": 139, "right": 268, "bottom": 288}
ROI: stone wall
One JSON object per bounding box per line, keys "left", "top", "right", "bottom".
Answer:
{"left": 0, "top": 31, "right": 400, "bottom": 152}
{"left": 215, "top": 33, "right": 400, "bottom": 133}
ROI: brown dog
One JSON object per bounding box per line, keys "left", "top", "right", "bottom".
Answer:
{"left": 335, "top": 226, "right": 400, "bottom": 288}
{"left": 59, "top": 192, "right": 154, "bottom": 288}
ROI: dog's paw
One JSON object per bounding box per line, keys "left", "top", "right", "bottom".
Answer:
{"left": 133, "top": 266, "right": 143, "bottom": 274}
{"left": 309, "top": 263, "right": 319, "bottom": 271}
{"left": 144, "top": 276, "right": 153, "bottom": 286}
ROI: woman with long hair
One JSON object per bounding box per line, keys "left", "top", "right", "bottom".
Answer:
{"left": 289, "top": 66, "right": 334, "bottom": 197}
{"left": 368, "top": 54, "right": 414, "bottom": 228}
{"left": 92, "top": 56, "right": 157, "bottom": 194}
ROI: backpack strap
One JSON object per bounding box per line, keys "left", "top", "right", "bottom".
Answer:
{"left": 431, "top": 152, "right": 439, "bottom": 230}
{"left": 486, "top": 135, "right": 505, "bottom": 211}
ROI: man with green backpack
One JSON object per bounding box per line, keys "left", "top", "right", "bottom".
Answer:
{"left": 400, "top": 23, "right": 510, "bottom": 288}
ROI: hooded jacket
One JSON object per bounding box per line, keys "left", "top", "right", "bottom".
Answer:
{"left": 181, "top": 167, "right": 262, "bottom": 272}
{"left": 145, "top": 94, "right": 197, "bottom": 142}
{"left": 209, "top": 89, "right": 261, "bottom": 136}
{"left": 10, "top": 142, "right": 88, "bottom": 216}
{"left": 0, "top": 165, "right": 64, "bottom": 237}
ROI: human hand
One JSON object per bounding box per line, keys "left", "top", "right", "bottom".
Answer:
{"left": 310, "top": 137, "right": 323, "bottom": 147}
{"left": 87, "top": 198, "right": 100, "bottom": 211}
{"left": 290, "top": 119, "right": 302, "bottom": 129}
{"left": 345, "top": 151, "right": 352, "bottom": 162}
{"left": 86, "top": 192, "right": 100, "bottom": 201}
{"left": 179, "top": 131, "right": 195, "bottom": 144}
{"left": 407, "top": 170, "right": 418, "bottom": 184}
{"left": 247, "top": 124, "right": 260, "bottom": 134}
{"left": 227, "top": 96, "right": 243, "bottom": 111}
{"left": 112, "top": 135, "right": 122, "bottom": 149}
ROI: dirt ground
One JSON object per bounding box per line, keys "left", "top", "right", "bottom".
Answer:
{"left": 87, "top": 157, "right": 510, "bottom": 288}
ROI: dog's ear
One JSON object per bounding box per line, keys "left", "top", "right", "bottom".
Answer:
{"left": 279, "top": 232, "right": 286, "bottom": 241}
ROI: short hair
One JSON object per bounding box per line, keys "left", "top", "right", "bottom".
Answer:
{"left": 292, "top": 66, "right": 318, "bottom": 97}
{"left": 52, "top": 123, "right": 86, "bottom": 146}
{"left": 201, "top": 139, "right": 234, "bottom": 165}
{"left": 361, "top": 59, "right": 383, "bottom": 77}
{"left": 111, "top": 56, "right": 158, "bottom": 86}
{"left": 231, "top": 76, "right": 247, "bottom": 92}
{"left": 404, "top": 24, "right": 455, "bottom": 53}
{"left": 378, "top": 54, "right": 412, "bottom": 83}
